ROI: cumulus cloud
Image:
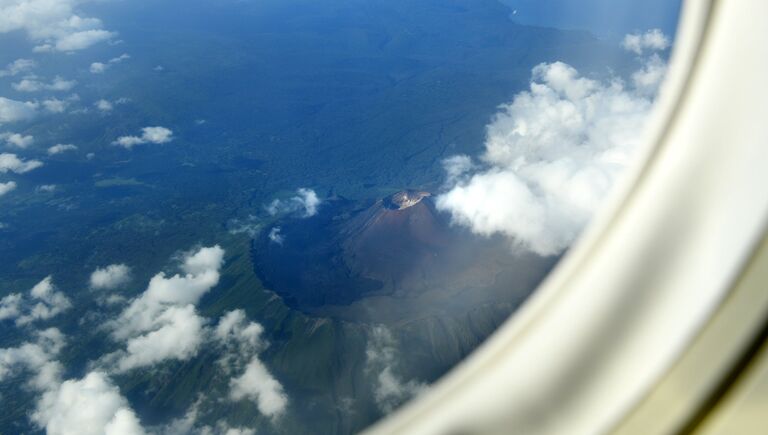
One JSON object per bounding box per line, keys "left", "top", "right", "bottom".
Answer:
{"left": 0, "top": 153, "right": 43, "bottom": 173}
{"left": 623, "top": 28, "right": 671, "bottom": 55}
{"left": 266, "top": 188, "right": 321, "bottom": 217}
{"left": 267, "top": 227, "right": 284, "bottom": 245}
{"left": 14, "top": 276, "right": 73, "bottom": 326}
{"left": 42, "top": 97, "right": 70, "bottom": 113}
{"left": 441, "top": 154, "right": 474, "bottom": 187}
{"left": 105, "top": 246, "right": 224, "bottom": 372}
{"left": 213, "top": 310, "right": 288, "bottom": 419}
{"left": 0, "top": 323, "right": 145, "bottom": 434}
{"left": 94, "top": 98, "right": 128, "bottom": 112}
{"left": 0, "top": 292, "right": 22, "bottom": 319}
{"left": 632, "top": 53, "right": 668, "bottom": 96}
{"left": 89, "top": 62, "right": 107, "bottom": 74}
{"left": 0, "top": 96, "right": 37, "bottom": 124}
{"left": 113, "top": 126, "right": 174, "bottom": 149}
{"left": 158, "top": 309, "right": 283, "bottom": 429}
{"left": 95, "top": 99, "right": 113, "bottom": 111}
{"left": 203, "top": 423, "right": 255, "bottom": 435}
{"left": 101, "top": 248, "right": 288, "bottom": 419}
{"left": 90, "top": 53, "right": 130, "bottom": 74}
{"left": 32, "top": 371, "right": 145, "bottom": 435}
{"left": 0, "top": 58, "right": 36, "bottom": 77}
{"left": 12, "top": 76, "right": 76, "bottom": 92}
{"left": 0, "top": 277, "right": 71, "bottom": 328}
{"left": 214, "top": 310, "right": 267, "bottom": 374}
{"left": 437, "top": 33, "right": 669, "bottom": 256}
{"left": 162, "top": 399, "right": 255, "bottom": 435}
{"left": 1, "top": 132, "right": 34, "bottom": 148}
{"left": 90, "top": 264, "right": 131, "bottom": 290}
{"left": 112, "top": 305, "right": 207, "bottom": 372}
{"left": 365, "top": 326, "right": 426, "bottom": 413}
{"left": 215, "top": 310, "right": 265, "bottom": 364}
{"left": 36, "top": 184, "right": 56, "bottom": 193}
{"left": 47, "top": 143, "right": 77, "bottom": 155}
{"left": 0, "top": 0, "right": 115, "bottom": 52}
{"left": 0, "top": 327, "right": 65, "bottom": 392}
{"left": 0, "top": 181, "right": 17, "bottom": 197}
{"left": 229, "top": 358, "right": 288, "bottom": 418}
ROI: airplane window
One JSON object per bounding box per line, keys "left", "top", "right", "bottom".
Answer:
{"left": 0, "top": 0, "right": 681, "bottom": 434}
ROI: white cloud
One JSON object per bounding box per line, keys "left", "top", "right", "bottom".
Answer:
{"left": 1, "top": 132, "right": 34, "bottom": 148}
{"left": 0, "top": 181, "right": 17, "bottom": 196}
{"left": 48, "top": 143, "right": 78, "bottom": 155}
{"left": 15, "top": 276, "right": 72, "bottom": 326}
{"left": 227, "top": 215, "right": 261, "bottom": 237}
{"left": 632, "top": 53, "right": 667, "bottom": 96}
{"left": 94, "top": 98, "right": 128, "bottom": 112}
{"left": 113, "top": 304, "right": 206, "bottom": 372}
{"left": 90, "top": 62, "right": 107, "bottom": 74}
{"left": 103, "top": 294, "right": 127, "bottom": 306}
{"left": 0, "top": 327, "right": 65, "bottom": 392}
{"left": 159, "top": 402, "right": 200, "bottom": 435}
{"left": 205, "top": 423, "right": 256, "bottom": 435}
{"left": 12, "top": 76, "right": 76, "bottom": 92}
{"left": 105, "top": 246, "right": 224, "bottom": 372}
{"left": 49, "top": 77, "right": 77, "bottom": 91}
{"left": 113, "top": 126, "right": 174, "bottom": 149}
{"left": 214, "top": 310, "right": 264, "bottom": 356}
{"left": 90, "top": 53, "right": 130, "bottom": 74}
{"left": 42, "top": 97, "right": 68, "bottom": 113}
{"left": 32, "top": 371, "right": 146, "bottom": 435}
{"left": 90, "top": 264, "right": 131, "bottom": 290}
{"left": 161, "top": 400, "right": 256, "bottom": 435}
{"left": 441, "top": 154, "right": 474, "bottom": 187}
{"left": 110, "top": 53, "right": 130, "bottom": 63}
{"left": 182, "top": 245, "right": 226, "bottom": 276}
{"left": 266, "top": 188, "right": 321, "bottom": 217}
{"left": 623, "top": 28, "right": 670, "bottom": 55}
{"left": 0, "top": 0, "right": 115, "bottom": 52}
{"left": 0, "top": 58, "right": 35, "bottom": 77}
{"left": 53, "top": 29, "right": 115, "bottom": 51}
{"left": 0, "top": 152, "right": 43, "bottom": 173}
{"left": 0, "top": 292, "right": 22, "bottom": 319}
{"left": 96, "top": 99, "right": 113, "bottom": 111}
{"left": 214, "top": 309, "right": 266, "bottom": 371}
{"left": 213, "top": 310, "right": 287, "bottom": 419}
{"left": 229, "top": 357, "right": 288, "bottom": 418}
{"left": 0, "top": 96, "right": 37, "bottom": 124}
{"left": 0, "top": 325, "right": 145, "bottom": 434}
{"left": 36, "top": 184, "right": 56, "bottom": 193}
{"left": 365, "top": 326, "right": 426, "bottom": 413}
{"left": 267, "top": 227, "right": 283, "bottom": 245}
{"left": 437, "top": 34, "right": 668, "bottom": 256}
{"left": 141, "top": 126, "right": 173, "bottom": 144}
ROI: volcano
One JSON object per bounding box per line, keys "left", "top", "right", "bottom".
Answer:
{"left": 252, "top": 190, "right": 556, "bottom": 320}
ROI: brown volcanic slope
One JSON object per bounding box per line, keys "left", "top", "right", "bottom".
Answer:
{"left": 342, "top": 191, "right": 474, "bottom": 293}
{"left": 253, "top": 190, "right": 557, "bottom": 322}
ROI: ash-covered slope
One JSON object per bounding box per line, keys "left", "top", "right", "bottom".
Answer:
{"left": 252, "top": 190, "right": 556, "bottom": 321}
{"left": 341, "top": 190, "right": 451, "bottom": 289}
